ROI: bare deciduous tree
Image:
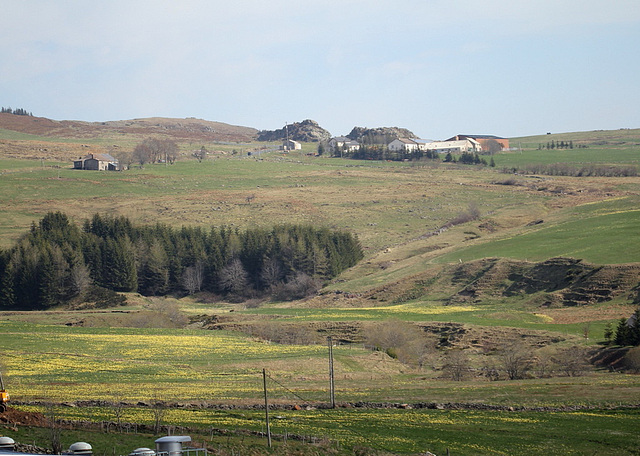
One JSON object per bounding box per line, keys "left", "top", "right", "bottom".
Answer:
{"left": 218, "top": 258, "right": 249, "bottom": 296}
{"left": 364, "top": 319, "right": 435, "bottom": 368}
{"left": 148, "top": 298, "right": 188, "bottom": 327}
{"left": 151, "top": 394, "right": 166, "bottom": 434}
{"left": 182, "top": 261, "right": 204, "bottom": 295}
{"left": 443, "top": 350, "right": 471, "bottom": 381}
{"left": 111, "top": 393, "right": 126, "bottom": 432}
{"left": 534, "top": 346, "right": 556, "bottom": 378}
{"left": 45, "top": 403, "right": 62, "bottom": 454}
{"left": 499, "top": 342, "right": 533, "bottom": 380}
{"left": 554, "top": 346, "right": 591, "bottom": 377}
{"left": 133, "top": 138, "right": 179, "bottom": 166}
{"left": 70, "top": 259, "right": 92, "bottom": 297}
{"left": 133, "top": 141, "right": 152, "bottom": 166}
{"left": 113, "top": 149, "right": 134, "bottom": 170}
{"left": 260, "top": 257, "right": 284, "bottom": 289}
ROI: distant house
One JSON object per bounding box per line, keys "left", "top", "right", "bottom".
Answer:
{"left": 387, "top": 137, "right": 480, "bottom": 154}
{"left": 73, "top": 153, "right": 119, "bottom": 171}
{"left": 282, "top": 139, "right": 302, "bottom": 151}
{"left": 388, "top": 138, "right": 419, "bottom": 152}
{"left": 446, "top": 135, "right": 509, "bottom": 151}
{"left": 329, "top": 136, "right": 360, "bottom": 153}
{"left": 421, "top": 138, "right": 482, "bottom": 154}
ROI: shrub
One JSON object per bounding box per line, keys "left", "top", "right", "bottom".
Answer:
{"left": 624, "top": 346, "right": 640, "bottom": 373}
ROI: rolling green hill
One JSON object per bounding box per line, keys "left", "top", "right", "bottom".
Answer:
{"left": 1, "top": 122, "right": 639, "bottom": 455}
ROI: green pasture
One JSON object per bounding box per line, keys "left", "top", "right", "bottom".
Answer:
{"left": 242, "top": 302, "right": 614, "bottom": 341}
{"left": 0, "top": 155, "right": 550, "bottom": 253}
{"left": 513, "top": 128, "right": 640, "bottom": 149}
{"left": 2, "top": 320, "right": 638, "bottom": 408}
{"left": 498, "top": 128, "right": 640, "bottom": 168}
{"left": 494, "top": 146, "right": 640, "bottom": 168}
{"left": 0, "top": 128, "right": 58, "bottom": 142}
{"left": 8, "top": 404, "right": 640, "bottom": 456}
{"left": 432, "top": 196, "right": 640, "bottom": 264}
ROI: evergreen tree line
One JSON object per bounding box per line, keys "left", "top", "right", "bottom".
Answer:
{"left": 444, "top": 151, "right": 492, "bottom": 166}
{"left": 1, "top": 107, "right": 33, "bottom": 116}
{"left": 0, "top": 212, "right": 364, "bottom": 309}
{"left": 331, "top": 143, "right": 466, "bottom": 163}
{"left": 537, "top": 140, "right": 576, "bottom": 150}
{"left": 608, "top": 309, "right": 640, "bottom": 346}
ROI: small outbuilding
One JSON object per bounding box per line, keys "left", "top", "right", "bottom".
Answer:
{"left": 73, "top": 153, "right": 119, "bottom": 171}
{"left": 282, "top": 139, "right": 302, "bottom": 151}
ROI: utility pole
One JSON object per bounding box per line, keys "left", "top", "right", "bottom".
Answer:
{"left": 262, "top": 369, "right": 272, "bottom": 448}
{"left": 328, "top": 337, "right": 335, "bottom": 408}
{"left": 285, "top": 123, "right": 289, "bottom": 151}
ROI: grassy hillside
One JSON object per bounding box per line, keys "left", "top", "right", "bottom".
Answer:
{"left": 1, "top": 125, "right": 639, "bottom": 455}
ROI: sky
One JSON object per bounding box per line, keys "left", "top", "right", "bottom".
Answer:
{"left": 1, "top": 0, "right": 639, "bottom": 139}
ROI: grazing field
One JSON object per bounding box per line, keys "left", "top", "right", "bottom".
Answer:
{"left": 433, "top": 196, "right": 640, "bottom": 264}
{"left": 3, "top": 320, "right": 640, "bottom": 407}
{"left": 1, "top": 126, "right": 640, "bottom": 454}
{"left": 3, "top": 319, "right": 640, "bottom": 455}
{"left": 6, "top": 405, "right": 639, "bottom": 456}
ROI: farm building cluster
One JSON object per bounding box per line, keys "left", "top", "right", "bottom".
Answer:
{"left": 330, "top": 134, "right": 509, "bottom": 155}
{"left": 71, "top": 134, "right": 508, "bottom": 170}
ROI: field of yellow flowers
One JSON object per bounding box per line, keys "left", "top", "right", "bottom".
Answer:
{"left": 3, "top": 320, "right": 640, "bottom": 455}
{"left": 2, "top": 320, "right": 344, "bottom": 402}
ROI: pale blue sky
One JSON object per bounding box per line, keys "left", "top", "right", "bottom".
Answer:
{"left": 2, "top": 0, "right": 639, "bottom": 139}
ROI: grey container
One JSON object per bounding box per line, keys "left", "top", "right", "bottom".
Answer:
{"left": 155, "top": 436, "right": 192, "bottom": 456}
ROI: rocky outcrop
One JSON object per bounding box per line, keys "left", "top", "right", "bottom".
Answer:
{"left": 346, "top": 126, "right": 418, "bottom": 143}
{"left": 257, "top": 119, "right": 331, "bottom": 142}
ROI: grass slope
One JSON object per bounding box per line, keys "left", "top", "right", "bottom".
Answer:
{"left": 1, "top": 127, "right": 639, "bottom": 454}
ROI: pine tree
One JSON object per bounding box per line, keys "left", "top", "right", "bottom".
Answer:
{"left": 0, "top": 251, "right": 16, "bottom": 308}
{"left": 138, "top": 240, "right": 169, "bottom": 295}
{"left": 101, "top": 237, "right": 137, "bottom": 292}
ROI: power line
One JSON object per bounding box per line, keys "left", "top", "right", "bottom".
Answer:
{"left": 264, "top": 371, "right": 397, "bottom": 454}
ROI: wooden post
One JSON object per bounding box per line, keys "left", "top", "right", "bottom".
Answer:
{"left": 328, "top": 336, "right": 335, "bottom": 408}
{"left": 262, "top": 369, "right": 272, "bottom": 448}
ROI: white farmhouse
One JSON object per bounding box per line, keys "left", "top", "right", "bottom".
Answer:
{"left": 388, "top": 138, "right": 419, "bottom": 152}
{"left": 329, "top": 136, "right": 360, "bottom": 153}
{"left": 421, "top": 138, "right": 482, "bottom": 154}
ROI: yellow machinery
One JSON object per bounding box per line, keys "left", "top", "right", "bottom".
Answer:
{"left": 0, "top": 373, "right": 8, "bottom": 412}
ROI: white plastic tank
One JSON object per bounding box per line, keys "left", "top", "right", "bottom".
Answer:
{"left": 69, "top": 442, "right": 93, "bottom": 454}
{"left": 0, "top": 437, "right": 15, "bottom": 450}
{"left": 155, "top": 436, "right": 191, "bottom": 456}
{"left": 128, "top": 448, "right": 156, "bottom": 456}
{"left": 67, "top": 442, "right": 92, "bottom": 455}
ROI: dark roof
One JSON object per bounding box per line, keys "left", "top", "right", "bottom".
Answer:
{"left": 396, "top": 138, "right": 417, "bottom": 144}
{"left": 450, "top": 134, "right": 506, "bottom": 140}
{"left": 81, "top": 153, "right": 117, "bottom": 162}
